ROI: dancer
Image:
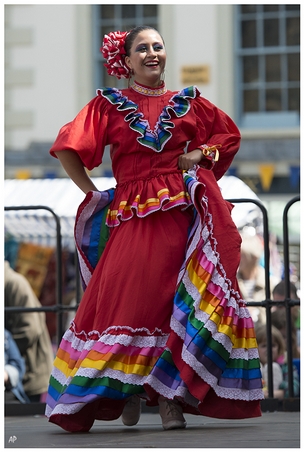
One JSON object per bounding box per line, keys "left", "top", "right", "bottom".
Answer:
{"left": 45, "top": 26, "right": 264, "bottom": 432}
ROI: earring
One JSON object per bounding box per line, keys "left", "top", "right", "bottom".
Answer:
{"left": 127, "top": 69, "right": 134, "bottom": 88}
{"left": 160, "top": 71, "right": 165, "bottom": 83}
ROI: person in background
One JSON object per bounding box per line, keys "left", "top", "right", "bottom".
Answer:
{"left": 5, "top": 329, "right": 30, "bottom": 404}
{"left": 238, "top": 234, "right": 274, "bottom": 324}
{"left": 272, "top": 280, "right": 300, "bottom": 352}
{"left": 4, "top": 260, "right": 54, "bottom": 403}
{"left": 271, "top": 309, "right": 300, "bottom": 398}
{"left": 256, "top": 324, "right": 299, "bottom": 399}
{"left": 271, "top": 308, "right": 300, "bottom": 361}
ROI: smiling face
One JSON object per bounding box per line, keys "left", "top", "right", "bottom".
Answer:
{"left": 125, "top": 29, "right": 166, "bottom": 87}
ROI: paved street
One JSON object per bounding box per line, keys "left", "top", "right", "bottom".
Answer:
{"left": 5, "top": 410, "right": 300, "bottom": 449}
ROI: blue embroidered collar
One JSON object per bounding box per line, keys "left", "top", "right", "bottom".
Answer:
{"left": 97, "top": 86, "right": 200, "bottom": 153}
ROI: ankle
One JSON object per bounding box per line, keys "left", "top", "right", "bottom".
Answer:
{"left": 158, "top": 396, "right": 186, "bottom": 430}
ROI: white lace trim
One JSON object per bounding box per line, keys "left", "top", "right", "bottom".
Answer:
{"left": 173, "top": 271, "right": 253, "bottom": 355}
{"left": 174, "top": 172, "right": 256, "bottom": 362}
{"left": 182, "top": 346, "right": 218, "bottom": 388}
{"left": 202, "top": 319, "right": 233, "bottom": 352}
{"left": 144, "top": 374, "right": 199, "bottom": 408}
{"left": 182, "top": 271, "right": 202, "bottom": 307}
{"left": 171, "top": 312, "right": 232, "bottom": 357}
{"left": 171, "top": 311, "right": 259, "bottom": 362}
{"left": 177, "top": 217, "right": 202, "bottom": 283}
{"left": 52, "top": 326, "right": 169, "bottom": 388}
{"left": 82, "top": 333, "right": 168, "bottom": 349}
{"left": 74, "top": 196, "right": 100, "bottom": 286}
{"left": 65, "top": 322, "right": 169, "bottom": 349}
{"left": 62, "top": 329, "right": 86, "bottom": 351}
{"left": 230, "top": 347, "right": 260, "bottom": 360}
{"left": 73, "top": 366, "right": 149, "bottom": 386}
{"left": 181, "top": 347, "right": 263, "bottom": 401}
{"left": 55, "top": 347, "right": 219, "bottom": 390}
{"left": 215, "top": 387, "right": 265, "bottom": 401}
{"left": 239, "top": 305, "right": 255, "bottom": 318}
{"left": 76, "top": 252, "right": 92, "bottom": 287}
{"left": 184, "top": 170, "right": 247, "bottom": 309}
{"left": 46, "top": 401, "right": 87, "bottom": 417}
{"left": 172, "top": 314, "right": 234, "bottom": 356}
{"left": 51, "top": 367, "right": 73, "bottom": 388}
{"left": 170, "top": 315, "right": 186, "bottom": 340}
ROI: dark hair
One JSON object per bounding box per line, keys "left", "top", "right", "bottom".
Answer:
{"left": 255, "top": 324, "right": 285, "bottom": 357}
{"left": 272, "top": 280, "right": 299, "bottom": 300}
{"left": 271, "top": 309, "right": 300, "bottom": 358}
{"left": 124, "top": 26, "right": 164, "bottom": 56}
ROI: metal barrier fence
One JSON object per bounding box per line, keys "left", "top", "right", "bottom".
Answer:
{"left": 4, "top": 195, "right": 300, "bottom": 413}
{"left": 227, "top": 196, "right": 300, "bottom": 401}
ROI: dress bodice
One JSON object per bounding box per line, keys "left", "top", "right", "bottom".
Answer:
{"left": 49, "top": 83, "right": 241, "bottom": 226}
{"left": 99, "top": 85, "right": 200, "bottom": 185}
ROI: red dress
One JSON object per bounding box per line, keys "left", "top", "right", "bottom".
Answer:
{"left": 46, "top": 83, "right": 264, "bottom": 432}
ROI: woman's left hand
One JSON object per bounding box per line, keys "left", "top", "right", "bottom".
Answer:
{"left": 178, "top": 149, "right": 202, "bottom": 170}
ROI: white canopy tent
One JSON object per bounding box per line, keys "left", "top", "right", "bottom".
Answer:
{"left": 4, "top": 175, "right": 263, "bottom": 250}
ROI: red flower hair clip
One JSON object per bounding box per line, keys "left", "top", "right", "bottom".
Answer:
{"left": 101, "top": 31, "right": 130, "bottom": 79}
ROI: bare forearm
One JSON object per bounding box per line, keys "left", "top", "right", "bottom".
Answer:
{"left": 55, "top": 150, "right": 98, "bottom": 194}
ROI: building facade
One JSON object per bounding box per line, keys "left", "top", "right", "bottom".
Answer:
{"left": 4, "top": 4, "right": 300, "bottom": 240}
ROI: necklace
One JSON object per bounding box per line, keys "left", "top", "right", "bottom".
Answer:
{"left": 131, "top": 81, "right": 167, "bottom": 97}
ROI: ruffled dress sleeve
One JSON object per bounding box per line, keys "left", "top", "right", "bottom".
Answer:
{"left": 188, "top": 96, "right": 241, "bottom": 180}
{"left": 49, "top": 95, "right": 109, "bottom": 171}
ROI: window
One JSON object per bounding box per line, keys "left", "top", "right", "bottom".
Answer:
{"left": 236, "top": 5, "right": 300, "bottom": 128}
{"left": 93, "top": 4, "right": 159, "bottom": 90}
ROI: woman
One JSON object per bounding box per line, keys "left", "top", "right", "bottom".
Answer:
{"left": 45, "top": 26, "right": 264, "bottom": 432}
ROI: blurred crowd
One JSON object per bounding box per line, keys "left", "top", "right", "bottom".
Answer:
{"left": 237, "top": 227, "right": 300, "bottom": 400}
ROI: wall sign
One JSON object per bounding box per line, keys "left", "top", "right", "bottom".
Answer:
{"left": 181, "top": 65, "right": 210, "bottom": 84}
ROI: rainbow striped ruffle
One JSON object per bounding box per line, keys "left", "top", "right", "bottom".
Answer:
{"left": 106, "top": 171, "right": 192, "bottom": 227}
{"left": 144, "top": 171, "right": 263, "bottom": 406}
{"left": 74, "top": 188, "right": 114, "bottom": 290}
{"left": 45, "top": 325, "right": 169, "bottom": 422}
{"left": 46, "top": 169, "right": 263, "bottom": 425}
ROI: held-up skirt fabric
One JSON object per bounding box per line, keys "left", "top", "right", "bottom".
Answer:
{"left": 45, "top": 169, "right": 264, "bottom": 432}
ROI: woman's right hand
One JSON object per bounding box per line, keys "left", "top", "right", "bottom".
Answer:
{"left": 55, "top": 150, "right": 98, "bottom": 194}
{"left": 178, "top": 149, "right": 202, "bottom": 170}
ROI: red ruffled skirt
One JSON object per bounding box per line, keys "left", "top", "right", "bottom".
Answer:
{"left": 45, "top": 168, "right": 263, "bottom": 432}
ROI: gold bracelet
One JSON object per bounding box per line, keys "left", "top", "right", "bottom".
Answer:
{"left": 200, "top": 144, "right": 221, "bottom": 162}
